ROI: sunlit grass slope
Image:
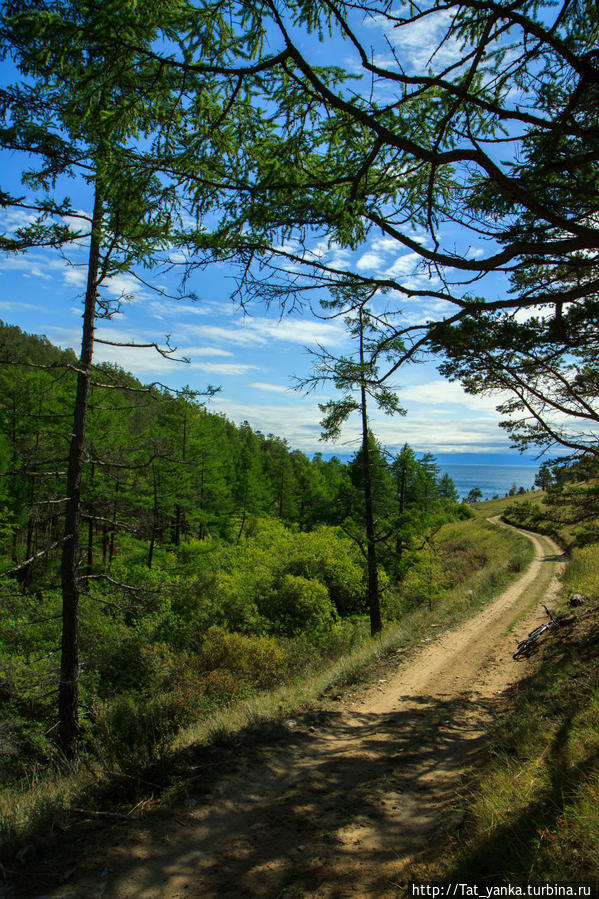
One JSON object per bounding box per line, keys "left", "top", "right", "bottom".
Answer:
{"left": 432, "top": 538, "right": 599, "bottom": 885}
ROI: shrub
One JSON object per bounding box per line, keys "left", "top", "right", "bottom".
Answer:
{"left": 201, "top": 626, "right": 288, "bottom": 688}
{"left": 285, "top": 527, "right": 365, "bottom": 615}
{"left": 260, "top": 574, "right": 337, "bottom": 636}
{"left": 93, "top": 638, "right": 178, "bottom": 696}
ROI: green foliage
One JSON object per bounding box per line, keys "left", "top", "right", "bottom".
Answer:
{"left": 0, "top": 507, "right": 534, "bottom": 858}
{"left": 284, "top": 526, "right": 365, "bottom": 616}
{"left": 210, "top": 519, "right": 364, "bottom": 629}
{"left": 95, "top": 688, "right": 200, "bottom": 775}
{"left": 502, "top": 458, "right": 599, "bottom": 549}
{"left": 503, "top": 499, "right": 545, "bottom": 529}
{"left": 261, "top": 574, "right": 336, "bottom": 636}
{"left": 0, "top": 326, "right": 472, "bottom": 791}
{"left": 466, "top": 487, "right": 483, "bottom": 504}
{"left": 201, "top": 626, "right": 287, "bottom": 689}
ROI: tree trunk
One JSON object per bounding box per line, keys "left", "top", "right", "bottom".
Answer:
{"left": 58, "top": 184, "right": 102, "bottom": 760}
{"left": 10, "top": 397, "right": 18, "bottom": 562}
{"left": 87, "top": 461, "right": 95, "bottom": 575}
{"left": 148, "top": 466, "right": 158, "bottom": 569}
{"left": 395, "top": 461, "right": 406, "bottom": 561}
{"left": 358, "top": 309, "right": 382, "bottom": 636}
{"left": 172, "top": 406, "right": 188, "bottom": 545}
{"left": 236, "top": 483, "right": 248, "bottom": 544}
{"left": 108, "top": 480, "right": 119, "bottom": 565}
{"left": 102, "top": 521, "right": 108, "bottom": 566}
{"left": 278, "top": 469, "right": 285, "bottom": 518}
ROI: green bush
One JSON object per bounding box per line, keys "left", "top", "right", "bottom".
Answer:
{"left": 201, "top": 625, "right": 288, "bottom": 688}
{"left": 284, "top": 527, "right": 365, "bottom": 615}
{"left": 260, "top": 573, "right": 337, "bottom": 636}
{"left": 203, "top": 520, "right": 365, "bottom": 632}
{"left": 212, "top": 570, "right": 263, "bottom": 633}
{"left": 92, "top": 638, "right": 178, "bottom": 696}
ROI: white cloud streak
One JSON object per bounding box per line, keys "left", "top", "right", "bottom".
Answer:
{"left": 188, "top": 315, "right": 347, "bottom": 349}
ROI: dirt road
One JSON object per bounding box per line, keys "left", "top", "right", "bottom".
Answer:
{"left": 38, "top": 521, "right": 565, "bottom": 899}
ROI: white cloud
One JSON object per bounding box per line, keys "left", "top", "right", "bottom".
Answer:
{"left": 189, "top": 346, "right": 233, "bottom": 358}
{"left": 211, "top": 397, "right": 325, "bottom": 448}
{"left": 385, "top": 252, "right": 424, "bottom": 279}
{"left": 42, "top": 326, "right": 248, "bottom": 377}
{"left": 372, "top": 53, "right": 401, "bottom": 70}
{"left": 146, "top": 299, "right": 229, "bottom": 320}
{"left": 102, "top": 272, "right": 149, "bottom": 301}
{"left": 356, "top": 251, "right": 384, "bottom": 272}
{"left": 0, "top": 300, "right": 45, "bottom": 312}
{"left": 191, "top": 361, "right": 259, "bottom": 375}
{"left": 328, "top": 252, "right": 352, "bottom": 270}
{"left": 94, "top": 344, "right": 257, "bottom": 378}
{"left": 367, "top": 8, "right": 466, "bottom": 74}
{"left": 370, "top": 236, "right": 400, "bottom": 253}
{"left": 371, "top": 412, "right": 511, "bottom": 454}
{"left": 64, "top": 266, "right": 88, "bottom": 288}
{"left": 167, "top": 249, "right": 189, "bottom": 265}
{"left": 0, "top": 253, "right": 59, "bottom": 280}
{"left": 273, "top": 242, "right": 301, "bottom": 256}
{"left": 0, "top": 209, "right": 39, "bottom": 230}
{"left": 210, "top": 386, "right": 516, "bottom": 454}
{"left": 400, "top": 379, "right": 511, "bottom": 413}
{"left": 250, "top": 382, "right": 292, "bottom": 394}
{"left": 188, "top": 315, "right": 347, "bottom": 349}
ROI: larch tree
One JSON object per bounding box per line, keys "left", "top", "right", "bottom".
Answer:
{"left": 299, "top": 288, "right": 405, "bottom": 634}
{"left": 0, "top": 0, "right": 264, "bottom": 758}
{"left": 188, "top": 0, "right": 599, "bottom": 461}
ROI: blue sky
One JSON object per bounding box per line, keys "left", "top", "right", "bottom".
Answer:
{"left": 0, "top": 6, "right": 543, "bottom": 465}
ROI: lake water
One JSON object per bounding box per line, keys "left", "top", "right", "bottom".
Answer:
{"left": 440, "top": 464, "right": 538, "bottom": 501}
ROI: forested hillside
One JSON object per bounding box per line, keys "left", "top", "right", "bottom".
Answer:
{"left": 0, "top": 321, "right": 478, "bottom": 786}
{"left": 0, "top": 320, "right": 464, "bottom": 561}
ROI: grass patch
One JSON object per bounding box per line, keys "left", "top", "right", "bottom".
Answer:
{"left": 468, "top": 494, "right": 545, "bottom": 521}
{"left": 563, "top": 544, "right": 599, "bottom": 602}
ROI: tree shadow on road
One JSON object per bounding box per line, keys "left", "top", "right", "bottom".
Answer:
{"left": 16, "top": 687, "right": 514, "bottom": 898}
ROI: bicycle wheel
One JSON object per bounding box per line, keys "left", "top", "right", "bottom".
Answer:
{"left": 513, "top": 640, "right": 535, "bottom": 660}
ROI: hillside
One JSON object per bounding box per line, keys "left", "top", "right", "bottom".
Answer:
{"left": 4, "top": 325, "right": 598, "bottom": 895}
{"left": 1, "top": 325, "right": 534, "bottom": 859}
{"left": 3, "top": 512, "right": 578, "bottom": 897}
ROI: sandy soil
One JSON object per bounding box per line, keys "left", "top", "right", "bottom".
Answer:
{"left": 28, "top": 520, "right": 566, "bottom": 899}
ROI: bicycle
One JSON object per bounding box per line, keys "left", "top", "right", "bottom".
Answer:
{"left": 513, "top": 605, "right": 560, "bottom": 660}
